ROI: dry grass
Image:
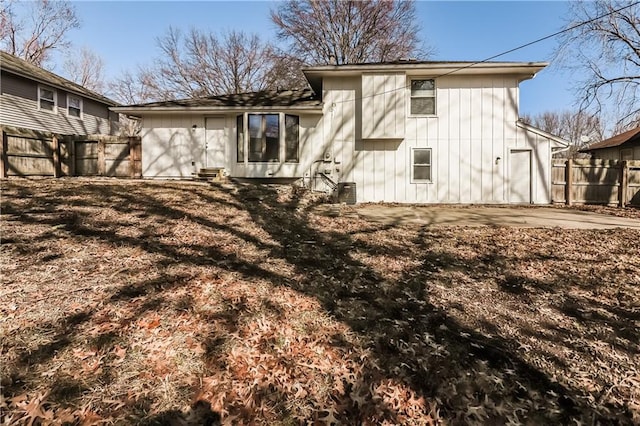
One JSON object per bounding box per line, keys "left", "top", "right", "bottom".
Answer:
{"left": 1, "top": 178, "right": 639, "bottom": 425}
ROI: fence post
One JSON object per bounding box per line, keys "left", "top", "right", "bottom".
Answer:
{"left": 619, "top": 160, "right": 629, "bottom": 207}
{"left": 68, "top": 139, "right": 76, "bottom": 177}
{"left": 565, "top": 158, "right": 573, "bottom": 206}
{"left": 52, "top": 135, "right": 61, "bottom": 178}
{"left": 97, "top": 137, "right": 106, "bottom": 176}
{"left": 0, "top": 128, "right": 6, "bottom": 178}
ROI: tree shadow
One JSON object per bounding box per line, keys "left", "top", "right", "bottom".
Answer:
{"left": 227, "top": 182, "right": 636, "bottom": 423}
{"left": 1, "top": 179, "right": 637, "bottom": 423}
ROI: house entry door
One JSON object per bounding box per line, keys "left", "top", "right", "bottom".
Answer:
{"left": 509, "top": 150, "right": 532, "bottom": 203}
{"left": 205, "top": 117, "right": 226, "bottom": 168}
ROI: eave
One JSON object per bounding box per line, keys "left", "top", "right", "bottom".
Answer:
{"left": 110, "top": 105, "right": 325, "bottom": 115}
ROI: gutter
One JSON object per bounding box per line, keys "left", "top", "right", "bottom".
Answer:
{"left": 110, "top": 105, "right": 324, "bottom": 115}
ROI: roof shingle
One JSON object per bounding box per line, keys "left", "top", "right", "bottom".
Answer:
{"left": 582, "top": 126, "right": 640, "bottom": 151}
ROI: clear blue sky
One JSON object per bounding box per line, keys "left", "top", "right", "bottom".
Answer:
{"left": 64, "top": 1, "right": 575, "bottom": 116}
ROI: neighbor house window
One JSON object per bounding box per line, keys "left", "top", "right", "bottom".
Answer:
{"left": 412, "top": 148, "right": 432, "bottom": 182}
{"left": 237, "top": 113, "right": 300, "bottom": 163}
{"left": 410, "top": 79, "right": 436, "bottom": 115}
{"left": 285, "top": 114, "right": 299, "bottom": 162}
{"left": 67, "top": 95, "right": 82, "bottom": 118}
{"left": 236, "top": 115, "right": 244, "bottom": 163}
{"left": 38, "top": 86, "right": 56, "bottom": 112}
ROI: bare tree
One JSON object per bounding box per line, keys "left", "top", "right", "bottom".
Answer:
{"left": 63, "top": 47, "right": 105, "bottom": 93}
{"left": 0, "top": 0, "right": 80, "bottom": 67}
{"left": 271, "top": 0, "right": 425, "bottom": 65}
{"left": 108, "top": 67, "right": 160, "bottom": 136}
{"left": 523, "top": 110, "right": 605, "bottom": 158}
{"left": 556, "top": 1, "right": 640, "bottom": 130}
{"left": 109, "top": 68, "right": 158, "bottom": 105}
{"left": 144, "top": 27, "right": 290, "bottom": 101}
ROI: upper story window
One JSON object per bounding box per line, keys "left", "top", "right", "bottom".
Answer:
{"left": 410, "top": 79, "right": 436, "bottom": 115}
{"left": 38, "top": 86, "right": 56, "bottom": 112}
{"left": 237, "top": 113, "right": 299, "bottom": 163}
{"left": 67, "top": 95, "right": 83, "bottom": 118}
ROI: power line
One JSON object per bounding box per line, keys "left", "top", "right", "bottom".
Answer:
{"left": 328, "top": 0, "right": 640, "bottom": 105}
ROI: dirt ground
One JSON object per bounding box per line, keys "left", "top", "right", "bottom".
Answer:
{"left": 1, "top": 178, "right": 639, "bottom": 425}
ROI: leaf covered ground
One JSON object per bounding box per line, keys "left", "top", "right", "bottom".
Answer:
{"left": 1, "top": 178, "right": 639, "bottom": 425}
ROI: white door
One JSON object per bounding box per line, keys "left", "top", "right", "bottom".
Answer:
{"left": 510, "top": 150, "right": 531, "bottom": 203}
{"left": 205, "top": 117, "right": 226, "bottom": 168}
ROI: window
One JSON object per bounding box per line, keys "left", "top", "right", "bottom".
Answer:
{"left": 410, "top": 79, "right": 436, "bottom": 115}
{"left": 67, "top": 95, "right": 82, "bottom": 118}
{"left": 38, "top": 86, "right": 56, "bottom": 112}
{"left": 285, "top": 114, "right": 299, "bottom": 162}
{"left": 248, "top": 114, "right": 279, "bottom": 162}
{"left": 237, "top": 113, "right": 300, "bottom": 163}
{"left": 412, "top": 148, "right": 432, "bottom": 182}
{"left": 236, "top": 115, "right": 244, "bottom": 163}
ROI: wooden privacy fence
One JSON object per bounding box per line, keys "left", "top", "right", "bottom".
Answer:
{"left": 0, "top": 126, "right": 141, "bottom": 178}
{"left": 552, "top": 158, "right": 640, "bottom": 207}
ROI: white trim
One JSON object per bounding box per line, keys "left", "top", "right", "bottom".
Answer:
{"left": 508, "top": 148, "right": 533, "bottom": 204}
{"left": 409, "top": 78, "right": 437, "bottom": 117}
{"left": 66, "top": 94, "right": 83, "bottom": 119}
{"left": 37, "top": 84, "right": 57, "bottom": 114}
{"left": 516, "top": 120, "right": 568, "bottom": 147}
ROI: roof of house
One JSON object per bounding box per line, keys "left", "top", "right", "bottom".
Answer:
{"left": 581, "top": 126, "right": 640, "bottom": 151}
{"left": 112, "top": 89, "right": 322, "bottom": 114}
{"left": 0, "top": 51, "right": 118, "bottom": 106}
{"left": 302, "top": 60, "right": 548, "bottom": 94}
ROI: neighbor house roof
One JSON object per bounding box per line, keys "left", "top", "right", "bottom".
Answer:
{"left": 112, "top": 89, "right": 322, "bottom": 114}
{"left": 580, "top": 126, "right": 640, "bottom": 152}
{"left": 0, "top": 51, "right": 118, "bottom": 107}
{"left": 302, "top": 60, "right": 548, "bottom": 94}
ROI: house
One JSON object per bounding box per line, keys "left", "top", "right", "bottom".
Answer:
{"left": 112, "top": 61, "right": 567, "bottom": 204}
{"left": 0, "top": 51, "right": 119, "bottom": 135}
{"left": 580, "top": 126, "right": 640, "bottom": 161}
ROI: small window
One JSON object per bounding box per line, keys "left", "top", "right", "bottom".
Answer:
{"left": 67, "top": 95, "right": 82, "bottom": 118}
{"left": 285, "top": 114, "right": 299, "bottom": 162}
{"left": 410, "top": 79, "right": 436, "bottom": 115}
{"left": 38, "top": 86, "right": 56, "bottom": 112}
{"left": 236, "top": 115, "right": 244, "bottom": 163}
{"left": 413, "top": 148, "right": 432, "bottom": 182}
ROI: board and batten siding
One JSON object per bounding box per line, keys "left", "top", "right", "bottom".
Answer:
{"left": 0, "top": 71, "right": 116, "bottom": 135}
{"left": 141, "top": 115, "right": 206, "bottom": 178}
{"left": 141, "top": 113, "right": 326, "bottom": 179}
{"left": 361, "top": 72, "right": 405, "bottom": 140}
{"left": 328, "top": 73, "right": 557, "bottom": 204}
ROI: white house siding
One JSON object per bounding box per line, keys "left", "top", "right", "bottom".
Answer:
{"left": 136, "top": 71, "right": 559, "bottom": 204}
{"left": 141, "top": 113, "right": 327, "bottom": 180}
{"left": 334, "top": 74, "right": 533, "bottom": 203}
{"left": 361, "top": 73, "right": 405, "bottom": 139}
{"left": 141, "top": 115, "right": 206, "bottom": 178}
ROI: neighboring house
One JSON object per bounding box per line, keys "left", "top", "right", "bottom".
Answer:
{"left": 580, "top": 126, "right": 640, "bottom": 161}
{"left": 113, "top": 61, "right": 567, "bottom": 204}
{"left": 0, "top": 51, "right": 119, "bottom": 135}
